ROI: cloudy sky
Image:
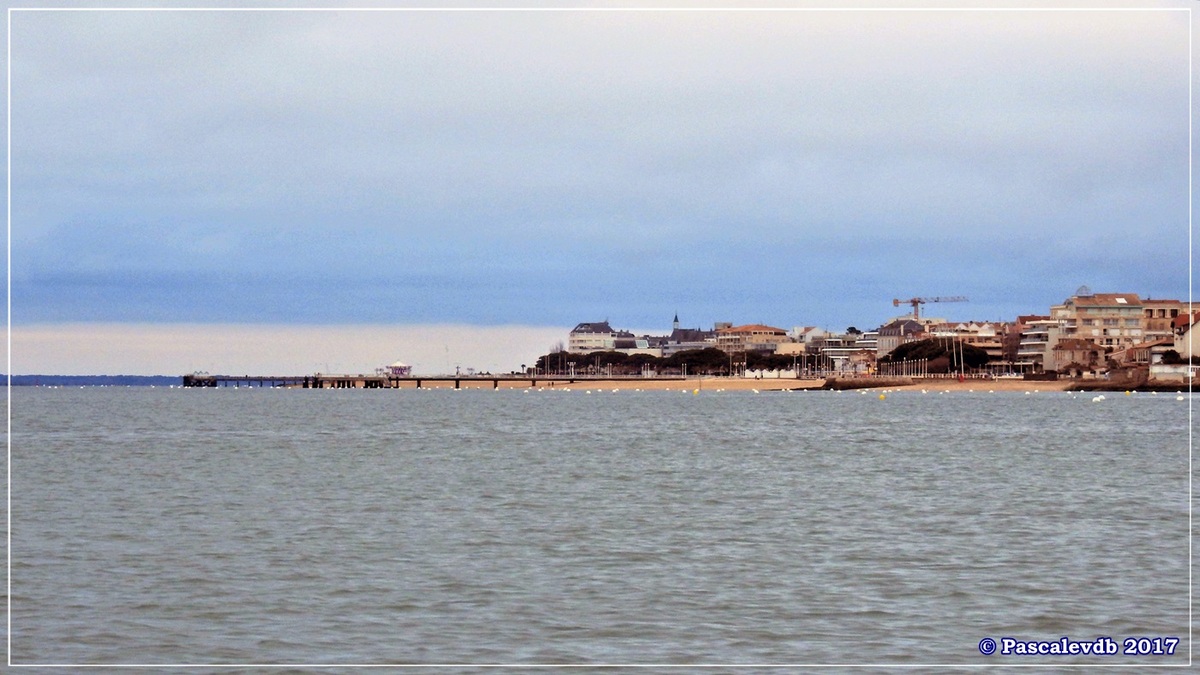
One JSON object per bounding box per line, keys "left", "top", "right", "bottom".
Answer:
{"left": 7, "top": 1, "right": 1194, "bottom": 374}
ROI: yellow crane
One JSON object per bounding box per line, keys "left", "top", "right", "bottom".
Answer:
{"left": 893, "top": 296, "right": 968, "bottom": 321}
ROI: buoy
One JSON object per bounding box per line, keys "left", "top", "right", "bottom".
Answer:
{"left": 693, "top": 389, "right": 699, "bottom": 395}
{"left": 879, "top": 394, "right": 886, "bottom": 400}
{"left": 1177, "top": 395, "right": 1185, "bottom": 401}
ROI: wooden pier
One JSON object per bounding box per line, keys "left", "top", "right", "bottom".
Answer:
{"left": 181, "top": 374, "right": 686, "bottom": 389}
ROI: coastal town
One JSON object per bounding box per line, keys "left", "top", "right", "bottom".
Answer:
{"left": 178, "top": 287, "right": 1195, "bottom": 391}
{"left": 543, "top": 287, "right": 1197, "bottom": 387}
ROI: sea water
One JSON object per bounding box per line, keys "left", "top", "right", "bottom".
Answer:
{"left": 7, "top": 386, "right": 1192, "bottom": 668}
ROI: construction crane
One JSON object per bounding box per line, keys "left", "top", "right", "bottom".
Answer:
{"left": 892, "top": 296, "right": 968, "bottom": 321}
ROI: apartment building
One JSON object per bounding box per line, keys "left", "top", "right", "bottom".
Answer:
{"left": 1142, "top": 298, "right": 1184, "bottom": 341}
{"left": 1050, "top": 290, "right": 1144, "bottom": 350}
{"left": 568, "top": 321, "right": 634, "bottom": 353}
{"left": 876, "top": 319, "right": 924, "bottom": 358}
{"left": 807, "top": 331, "right": 876, "bottom": 373}
{"left": 715, "top": 324, "right": 791, "bottom": 354}
{"left": 1015, "top": 316, "right": 1060, "bottom": 373}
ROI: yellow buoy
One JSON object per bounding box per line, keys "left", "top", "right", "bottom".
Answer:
{"left": 879, "top": 394, "right": 886, "bottom": 400}
{"left": 693, "top": 389, "right": 699, "bottom": 395}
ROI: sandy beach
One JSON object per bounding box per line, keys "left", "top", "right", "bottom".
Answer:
{"left": 459, "top": 376, "right": 1078, "bottom": 392}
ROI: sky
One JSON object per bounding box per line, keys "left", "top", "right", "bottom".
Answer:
{"left": 6, "top": 0, "right": 1195, "bottom": 375}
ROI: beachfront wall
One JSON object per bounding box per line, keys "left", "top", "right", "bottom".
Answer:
{"left": 1149, "top": 363, "right": 1196, "bottom": 383}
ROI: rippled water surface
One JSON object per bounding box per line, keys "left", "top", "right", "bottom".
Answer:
{"left": 9, "top": 386, "right": 1192, "bottom": 668}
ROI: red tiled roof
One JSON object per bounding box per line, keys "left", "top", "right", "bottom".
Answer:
{"left": 1172, "top": 312, "right": 1200, "bottom": 329}
{"left": 718, "top": 324, "right": 787, "bottom": 334}
{"left": 1072, "top": 293, "right": 1142, "bottom": 306}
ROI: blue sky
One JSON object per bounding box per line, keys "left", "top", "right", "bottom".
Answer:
{"left": 6, "top": 2, "right": 1195, "bottom": 373}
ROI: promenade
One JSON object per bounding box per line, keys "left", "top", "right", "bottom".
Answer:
{"left": 180, "top": 373, "right": 1095, "bottom": 392}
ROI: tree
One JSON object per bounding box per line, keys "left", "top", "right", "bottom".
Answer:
{"left": 879, "top": 338, "right": 989, "bottom": 373}
{"left": 535, "top": 350, "right": 573, "bottom": 374}
{"left": 666, "top": 348, "right": 730, "bottom": 375}
{"left": 625, "top": 353, "right": 661, "bottom": 370}
{"left": 746, "top": 352, "right": 795, "bottom": 371}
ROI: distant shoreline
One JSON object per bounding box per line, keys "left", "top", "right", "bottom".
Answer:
{"left": 4, "top": 375, "right": 178, "bottom": 387}
{"left": 6, "top": 374, "right": 1188, "bottom": 393}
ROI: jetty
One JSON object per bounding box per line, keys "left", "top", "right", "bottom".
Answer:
{"left": 181, "top": 373, "right": 687, "bottom": 389}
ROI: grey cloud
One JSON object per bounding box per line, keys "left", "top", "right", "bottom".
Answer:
{"left": 10, "top": 7, "right": 1191, "bottom": 329}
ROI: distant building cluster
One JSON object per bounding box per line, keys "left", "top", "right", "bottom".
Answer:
{"left": 565, "top": 287, "right": 1198, "bottom": 381}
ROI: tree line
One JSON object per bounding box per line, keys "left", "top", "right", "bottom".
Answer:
{"left": 877, "top": 338, "right": 990, "bottom": 372}
{"left": 534, "top": 338, "right": 997, "bottom": 378}
{"left": 534, "top": 348, "right": 801, "bottom": 376}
